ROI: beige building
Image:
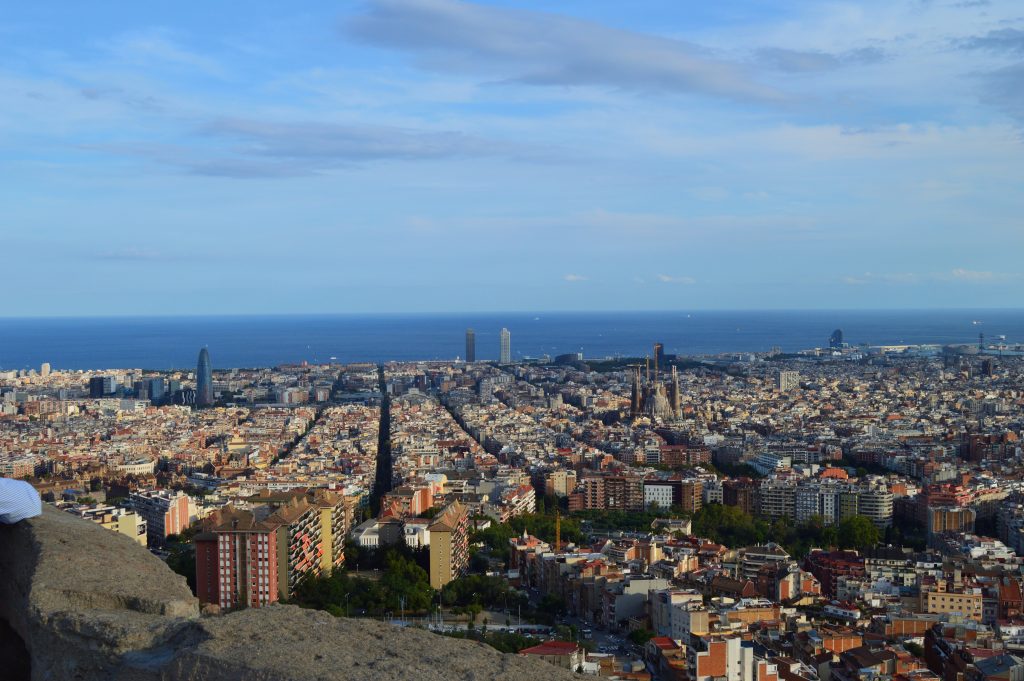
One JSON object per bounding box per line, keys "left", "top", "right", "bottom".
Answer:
{"left": 428, "top": 501, "right": 469, "bottom": 589}
{"left": 921, "top": 581, "right": 984, "bottom": 621}
{"left": 66, "top": 505, "right": 148, "bottom": 546}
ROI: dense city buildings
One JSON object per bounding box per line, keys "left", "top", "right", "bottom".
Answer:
{"left": 6, "top": 333, "right": 1024, "bottom": 678}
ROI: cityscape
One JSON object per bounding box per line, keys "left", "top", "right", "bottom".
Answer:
{"left": 3, "top": 0, "right": 1024, "bottom": 680}
{"left": 4, "top": 325, "right": 1024, "bottom": 679}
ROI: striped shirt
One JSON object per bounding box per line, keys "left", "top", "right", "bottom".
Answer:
{"left": 0, "top": 478, "right": 42, "bottom": 524}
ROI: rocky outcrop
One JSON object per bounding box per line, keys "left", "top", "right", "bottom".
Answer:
{"left": 0, "top": 507, "right": 577, "bottom": 681}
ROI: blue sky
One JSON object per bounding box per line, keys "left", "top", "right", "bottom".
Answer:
{"left": 3, "top": 0, "right": 1023, "bottom": 315}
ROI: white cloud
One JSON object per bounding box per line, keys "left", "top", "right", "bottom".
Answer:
{"left": 948, "top": 268, "right": 1021, "bottom": 282}
{"left": 842, "top": 269, "right": 1022, "bottom": 286}
{"left": 563, "top": 273, "right": 587, "bottom": 282}
{"left": 656, "top": 274, "right": 697, "bottom": 284}
{"left": 951, "top": 268, "right": 995, "bottom": 281}
{"left": 105, "top": 30, "right": 226, "bottom": 78}
{"left": 841, "top": 272, "right": 919, "bottom": 285}
{"left": 348, "top": 0, "right": 780, "bottom": 102}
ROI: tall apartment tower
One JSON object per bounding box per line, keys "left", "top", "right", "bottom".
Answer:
{"left": 428, "top": 501, "right": 470, "bottom": 588}
{"left": 196, "top": 347, "right": 213, "bottom": 408}
{"left": 195, "top": 507, "right": 283, "bottom": 610}
{"left": 499, "top": 327, "right": 511, "bottom": 364}
{"left": 465, "top": 328, "right": 476, "bottom": 363}
{"left": 776, "top": 370, "right": 800, "bottom": 392}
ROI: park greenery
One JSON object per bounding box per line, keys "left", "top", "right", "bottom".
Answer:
{"left": 471, "top": 512, "right": 584, "bottom": 563}
{"left": 573, "top": 508, "right": 687, "bottom": 532}
{"left": 440, "top": 573, "right": 527, "bottom": 610}
{"left": 293, "top": 550, "right": 433, "bottom": 616}
{"left": 692, "top": 503, "right": 882, "bottom": 558}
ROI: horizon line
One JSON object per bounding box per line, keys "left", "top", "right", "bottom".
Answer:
{"left": 1, "top": 306, "right": 1023, "bottom": 321}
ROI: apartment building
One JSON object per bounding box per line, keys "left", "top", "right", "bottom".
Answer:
{"left": 195, "top": 506, "right": 282, "bottom": 610}
{"left": 130, "top": 488, "right": 190, "bottom": 544}
{"left": 429, "top": 501, "right": 470, "bottom": 588}
{"left": 921, "top": 580, "right": 984, "bottom": 621}
{"left": 65, "top": 504, "right": 148, "bottom": 546}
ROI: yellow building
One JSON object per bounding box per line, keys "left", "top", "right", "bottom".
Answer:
{"left": 428, "top": 501, "right": 469, "bottom": 589}
{"left": 921, "top": 582, "right": 983, "bottom": 621}
{"left": 312, "top": 490, "right": 356, "bottom": 574}
{"left": 69, "top": 506, "right": 148, "bottom": 546}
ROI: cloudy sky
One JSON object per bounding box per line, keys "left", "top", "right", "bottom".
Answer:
{"left": 3, "top": 0, "right": 1023, "bottom": 315}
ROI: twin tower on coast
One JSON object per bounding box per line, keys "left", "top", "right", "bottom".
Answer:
{"left": 465, "top": 327, "right": 511, "bottom": 365}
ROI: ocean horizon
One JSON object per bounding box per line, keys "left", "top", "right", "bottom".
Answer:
{"left": 0, "top": 309, "right": 1021, "bottom": 371}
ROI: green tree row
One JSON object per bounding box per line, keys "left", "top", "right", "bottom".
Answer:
{"left": 293, "top": 550, "right": 433, "bottom": 616}
{"left": 692, "top": 503, "right": 881, "bottom": 557}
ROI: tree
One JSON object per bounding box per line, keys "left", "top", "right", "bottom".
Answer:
{"left": 629, "top": 629, "right": 655, "bottom": 646}
{"left": 538, "top": 594, "right": 567, "bottom": 617}
{"left": 293, "top": 549, "right": 433, "bottom": 616}
{"left": 837, "top": 516, "right": 880, "bottom": 550}
{"left": 166, "top": 545, "right": 197, "bottom": 594}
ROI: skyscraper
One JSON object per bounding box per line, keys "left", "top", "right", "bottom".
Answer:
{"left": 465, "top": 328, "right": 475, "bottom": 363}
{"left": 829, "top": 329, "right": 844, "bottom": 350}
{"left": 196, "top": 348, "right": 213, "bottom": 408}
{"left": 147, "top": 378, "right": 166, "bottom": 404}
{"left": 499, "top": 328, "right": 511, "bottom": 364}
{"left": 89, "top": 375, "right": 117, "bottom": 397}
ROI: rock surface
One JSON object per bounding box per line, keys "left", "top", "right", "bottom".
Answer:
{"left": 173, "top": 606, "right": 577, "bottom": 681}
{"left": 0, "top": 507, "right": 577, "bottom": 681}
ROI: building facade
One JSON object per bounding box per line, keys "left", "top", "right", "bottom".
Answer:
{"left": 429, "top": 501, "right": 470, "bottom": 588}
{"left": 130, "top": 489, "right": 190, "bottom": 544}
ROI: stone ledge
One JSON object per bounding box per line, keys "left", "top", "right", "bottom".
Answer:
{"left": 0, "top": 507, "right": 577, "bottom": 681}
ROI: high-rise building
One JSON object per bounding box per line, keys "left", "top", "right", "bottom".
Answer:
{"left": 40, "top": 362, "right": 51, "bottom": 377}
{"left": 776, "top": 370, "right": 800, "bottom": 392}
{"left": 89, "top": 375, "right": 117, "bottom": 398}
{"left": 428, "top": 501, "right": 469, "bottom": 588}
{"left": 133, "top": 380, "right": 149, "bottom": 399}
{"left": 499, "top": 328, "right": 511, "bottom": 364}
{"left": 829, "top": 329, "right": 844, "bottom": 350}
{"left": 465, "top": 328, "right": 476, "bottom": 363}
{"left": 195, "top": 507, "right": 283, "bottom": 610}
{"left": 196, "top": 348, "right": 213, "bottom": 408}
{"left": 245, "top": 490, "right": 343, "bottom": 587}
{"left": 147, "top": 378, "right": 166, "bottom": 403}
{"left": 858, "top": 483, "right": 894, "bottom": 528}
{"left": 271, "top": 498, "right": 323, "bottom": 596}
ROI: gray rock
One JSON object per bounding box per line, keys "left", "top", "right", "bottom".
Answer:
{"left": 0, "top": 507, "right": 577, "bottom": 681}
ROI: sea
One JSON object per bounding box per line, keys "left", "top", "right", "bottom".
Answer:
{"left": 0, "top": 310, "right": 1021, "bottom": 371}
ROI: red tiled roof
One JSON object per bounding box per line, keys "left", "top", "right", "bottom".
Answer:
{"left": 651, "top": 637, "right": 678, "bottom": 650}
{"left": 520, "top": 641, "right": 581, "bottom": 656}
